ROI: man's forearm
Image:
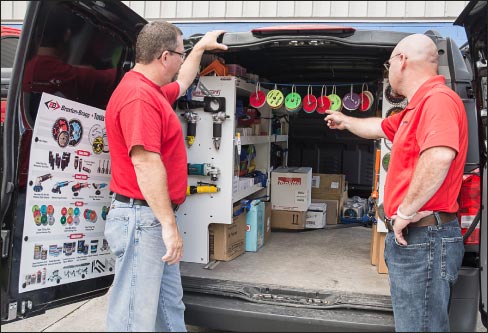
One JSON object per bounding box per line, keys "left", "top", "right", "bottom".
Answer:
{"left": 398, "top": 146, "right": 456, "bottom": 216}
{"left": 132, "top": 152, "right": 175, "bottom": 226}
{"left": 176, "top": 45, "right": 205, "bottom": 95}
{"left": 346, "top": 116, "right": 385, "bottom": 139}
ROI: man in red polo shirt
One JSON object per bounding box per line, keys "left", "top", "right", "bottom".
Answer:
{"left": 104, "top": 22, "right": 227, "bottom": 332}
{"left": 324, "top": 34, "right": 467, "bottom": 332}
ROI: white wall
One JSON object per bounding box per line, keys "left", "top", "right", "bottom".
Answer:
{"left": 1, "top": 1, "right": 469, "bottom": 23}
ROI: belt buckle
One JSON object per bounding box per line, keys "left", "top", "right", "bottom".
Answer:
{"left": 384, "top": 217, "right": 394, "bottom": 232}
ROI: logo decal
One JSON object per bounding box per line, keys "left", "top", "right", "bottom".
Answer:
{"left": 45, "top": 100, "right": 61, "bottom": 111}
{"left": 277, "top": 177, "right": 302, "bottom": 186}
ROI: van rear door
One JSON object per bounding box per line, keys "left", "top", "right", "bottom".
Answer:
{"left": 0, "top": 0, "right": 145, "bottom": 322}
{"left": 455, "top": 0, "right": 488, "bottom": 328}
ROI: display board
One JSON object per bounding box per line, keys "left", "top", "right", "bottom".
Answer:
{"left": 19, "top": 93, "right": 114, "bottom": 293}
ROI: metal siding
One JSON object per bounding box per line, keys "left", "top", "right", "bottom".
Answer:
{"left": 386, "top": 1, "right": 406, "bottom": 17}
{"left": 192, "top": 1, "right": 209, "bottom": 18}
{"left": 312, "top": 1, "right": 331, "bottom": 17}
{"left": 161, "top": 1, "right": 178, "bottom": 19}
{"left": 0, "top": 1, "right": 471, "bottom": 21}
{"left": 405, "top": 1, "right": 426, "bottom": 17}
{"left": 176, "top": 1, "right": 193, "bottom": 18}
{"left": 259, "top": 1, "right": 277, "bottom": 18}
{"left": 294, "top": 1, "right": 314, "bottom": 17}
{"left": 277, "top": 1, "right": 295, "bottom": 17}
{"left": 1, "top": 1, "right": 13, "bottom": 21}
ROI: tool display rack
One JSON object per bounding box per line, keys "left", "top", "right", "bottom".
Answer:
{"left": 176, "top": 76, "right": 288, "bottom": 264}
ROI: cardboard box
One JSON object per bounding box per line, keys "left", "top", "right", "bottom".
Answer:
{"left": 305, "top": 201, "right": 327, "bottom": 229}
{"left": 263, "top": 201, "right": 271, "bottom": 244}
{"left": 245, "top": 200, "right": 265, "bottom": 252}
{"left": 271, "top": 167, "right": 312, "bottom": 211}
{"left": 209, "top": 207, "right": 246, "bottom": 261}
{"left": 311, "top": 173, "right": 346, "bottom": 200}
{"left": 322, "top": 199, "right": 339, "bottom": 225}
{"left": 271, "top": 210, "right": 307, "bottom": 230}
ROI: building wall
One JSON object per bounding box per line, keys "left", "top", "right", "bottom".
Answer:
{"left": 1, "top": 1, "right": 469, "bottom": 22}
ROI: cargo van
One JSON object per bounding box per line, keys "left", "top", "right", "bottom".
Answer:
{"left": 1, "top": 1, "right": 486, "bottom": 331}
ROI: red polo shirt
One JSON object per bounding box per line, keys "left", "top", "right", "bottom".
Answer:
{"left": 381, "top": 75, "right": 468, "bottom": 218}
{"left": 105, "top": 71, "right": 187, "bottom": 204}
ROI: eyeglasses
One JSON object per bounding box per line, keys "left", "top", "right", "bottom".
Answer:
{"left": 383, "top": 53, "right": 402, "bottom": 71}
{"left": 157, "top": 50, "right": 186, "bottom": 61}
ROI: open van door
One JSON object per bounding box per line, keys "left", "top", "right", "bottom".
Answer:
{"left": 0, "top": 1, "right": 146, "bottom": 322}
{"left": 455, "top": 0, "right": 488, "bottom": 328}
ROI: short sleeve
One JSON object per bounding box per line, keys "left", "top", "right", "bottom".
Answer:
{"left": 416, "top": 93, "right": 461, "bottom": 154}
{"left": 381, "top": 110, "right": 405, "bottom": 141}
{"left": 119, "top": 100, "right": 162, "bottom": 155}
{"left": 161, "top": 81, "right": 181, "bottom": 105}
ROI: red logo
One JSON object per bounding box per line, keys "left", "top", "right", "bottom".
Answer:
{"left": 277, "top": 177, "right": 302, "bottom": 186}
{"left": 45, "top": 100, "right": 60, "bottom": 111}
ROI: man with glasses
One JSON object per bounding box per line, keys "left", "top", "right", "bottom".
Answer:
{"left": 104, "top": 21, "right": 227, "bottom": 332}
{"left": 324, "top": 34, "right": 467, "bottom": 332}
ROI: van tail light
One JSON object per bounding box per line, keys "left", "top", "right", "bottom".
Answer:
{"left": 457, "top": 173, "right": 481, "bottom": 245}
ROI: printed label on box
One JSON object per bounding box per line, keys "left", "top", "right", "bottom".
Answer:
{"left": 296, "top": 190, "right": 307, "bottom": 203}
{"left": 312, "top": 176, "right": 320, "bottom": 188}
{"left": 330, "top": 181, "right": 339, "bottom": 189}
{"left": 278, "top": 177, "right": 302, "bottom": 186}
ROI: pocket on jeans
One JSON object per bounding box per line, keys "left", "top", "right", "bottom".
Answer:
{"left": 104, "top": 216, "right": 129, "bottom": 258}
{"left": 441, "top": 236, "right": 464, "bottom": 282}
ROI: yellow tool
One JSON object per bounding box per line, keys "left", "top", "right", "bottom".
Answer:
{"left": 187, "top": 183, "right": 220, "bottom": 196}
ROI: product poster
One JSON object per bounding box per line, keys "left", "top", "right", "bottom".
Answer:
{"left": 19, "top": 93, "right": 114, "bottom": 293}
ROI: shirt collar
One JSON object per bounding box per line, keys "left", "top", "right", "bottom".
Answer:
{"left": 404, "top": 75, "right": 446, "bottom": 110}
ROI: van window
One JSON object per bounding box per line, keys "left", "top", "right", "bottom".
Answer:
{"left": 22, "top": 3, "right": 127, "bottom": 126}
{"left": 1, "top": 36, "right": 19, "bottom": 68}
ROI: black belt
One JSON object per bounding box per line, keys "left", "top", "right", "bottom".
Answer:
{"left": 114, "top": 193, "right": 179, "bottom": 211}
{"left": 384, "top": 212, "right": 457, "bottom": 232}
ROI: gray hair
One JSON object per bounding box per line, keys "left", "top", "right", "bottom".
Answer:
{"left": 135, "top": 21, "right": 183, "bottom": 64}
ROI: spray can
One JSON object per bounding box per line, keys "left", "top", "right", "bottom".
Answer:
{"left": 42, "top": 268, "right": 47, "bottom": 285}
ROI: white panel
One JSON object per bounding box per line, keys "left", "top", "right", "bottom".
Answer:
{"left": 276, "top": 1, "right": 295, "bottom": 17}
{"left": 209, "top": 1, "right": 227, "bottom": 18}
{"left": 161, "top": 1, "right": 177, "bottom": 18}
{"left": 425, "top": 1, "right": 446, "bottom": 17}
{"left": 176, "top": 1, "right": 193, "bottom": 18}
{"left": 367, "top": 1, "right": 387, "bottom": 17}
{"left": 259, "top": 1, "right": 277, "bottom": 17}
{"left": 330, "top": 1, "right": 349, "bottom": 17}
{"left": 192, "top": 1, "right": 209, "bottom": 18}
{"left": 243, "top": 1, "right": 260, "bottom": 17}
{"left": 129, "top": 1, "right": 145, "bottom": 17}
{"left": 312, "top": 1, "right": 331, "bottom": 17}
{"left": 144, "top": 1, "right": 161, "bottom": 19}
{"left": 12, "top": 1, "right": 27, "bottom": 20}
{"left": 405, "top": 1, "right": 426, "bottom": 17}
{"left": 386, "top": 1, "right": 406, "bottom": 17}
{"left": 226, "top": 1, "right": 243, "bottom": 17}
{"left": 348, "top": 1, "right": 368, "bottom": 17}
{"left": 1, "top": 1, "right": 13, "bottom": 20}
{"left": 294, "top": 1, "right": 313, "bottom": 17}
{"left": 122, "top": 1, "right": 130, "bottom": 6}
{"left": 445, "top": 1, "right": 467, "bottom": 17}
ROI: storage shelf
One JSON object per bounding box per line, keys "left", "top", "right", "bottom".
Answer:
{"left": 235, "top": 78, "right": 268, "bottom": 96}
{"left": 232, "top": 184, "right": 264, "bottom": 204}
{"left": 234, "top": 135, "right": 288, "bottom": 146}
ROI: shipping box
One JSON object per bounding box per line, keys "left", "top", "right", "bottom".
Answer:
{"left": 245, "top": 200, "right": 265, "bottom": 252}
{"left": 305, "top": 201, "right": 327, "bottom": 229}
{"left": 271, "top": 167, "right": 312, "bottom": 211}
{"left": 311, "top": 173, "right": 346, "bottom": 200}
{"left": 271, "top": 210, "right": 307, "bottom": 230}
{"left": 209, "top": 206, "right": 246, "bottom": 261}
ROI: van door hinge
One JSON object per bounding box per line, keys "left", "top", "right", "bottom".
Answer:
{"left": 1, "top": 230, "right": 10, "bottom": 258}
{"left": 7, "top": 302, "right": 17, "bottom": 321}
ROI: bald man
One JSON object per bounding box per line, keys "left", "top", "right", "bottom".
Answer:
{"left": 324, "top": 34, "right": 468, "bottom": 332}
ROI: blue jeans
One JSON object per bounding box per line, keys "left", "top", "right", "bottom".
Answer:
{"left": 104, "top": 196, "right": 186, "bottom": 332}
{"left": 384, "top": 218, "right": 464, "bottom": 332}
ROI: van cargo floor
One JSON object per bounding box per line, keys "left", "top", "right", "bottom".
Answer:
{"left": 181, "top": 226, "right": 391, "bottom": 296}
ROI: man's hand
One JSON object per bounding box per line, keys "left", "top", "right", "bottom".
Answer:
{"left": 193, "top": 30, "right": 228, "bottom": 52}
{"left": 391, "top": 215, "right": 411, "bottom": 246}
{"left": 324, "top": 110, "right": 347, "bottom": 130}
{"left": 161, "top": 222, "right": 183, "bottom": 265}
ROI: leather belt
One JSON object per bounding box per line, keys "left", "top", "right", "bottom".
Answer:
{"left": 384, "top": 212, "right": 457, "bottom": 232}
{"left": 114, "top": 193, "right": 179, "bottom": 211}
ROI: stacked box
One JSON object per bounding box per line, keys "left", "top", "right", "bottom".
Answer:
{"left": 209, "top": 206, "right": 246, "bottom": 261}
{"left": 245, "top": 200, "right": 264, "bottom": 252}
